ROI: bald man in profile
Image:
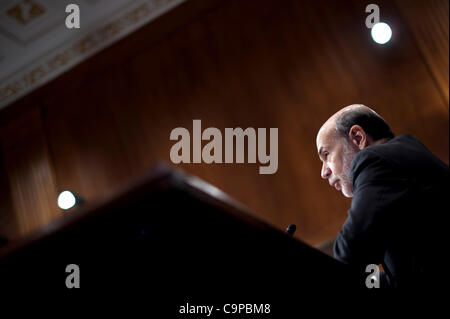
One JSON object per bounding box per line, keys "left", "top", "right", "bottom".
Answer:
{"left": 316, "top": 104, "right": 448, "bottom": 288}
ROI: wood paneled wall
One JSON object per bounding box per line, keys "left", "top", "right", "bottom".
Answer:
{"left": 0, "top": 107, "right": 59, "bottom": 237}
{"left": 395, "top": 0, "right": 449, "bottom": 106}
{"left": 0, "top": 0, "right": 448, "bottom": 245}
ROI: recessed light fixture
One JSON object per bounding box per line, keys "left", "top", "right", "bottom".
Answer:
{"left": 371, "top": 22, "right": 392, "bottom": 44}
{"left": 57, "top": 190, "right": 81, "bottom": 210}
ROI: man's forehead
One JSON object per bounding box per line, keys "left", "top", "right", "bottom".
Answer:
{"left": 316, "top": 123, "right": 336, "bottom": 150}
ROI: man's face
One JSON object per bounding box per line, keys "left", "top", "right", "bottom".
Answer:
{"left": 316, "top": 127, "right": 358, "bottom": 198}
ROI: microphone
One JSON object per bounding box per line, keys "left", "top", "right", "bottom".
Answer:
{"left": 285, "top": 224, "right": 296, "bottom": 237}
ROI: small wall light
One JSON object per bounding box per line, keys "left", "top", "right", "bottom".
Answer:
{"left": 57, "top": 190, "right": 83, "bottom": 210}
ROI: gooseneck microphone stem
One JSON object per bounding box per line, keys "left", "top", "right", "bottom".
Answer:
{"left": 285, "top": 224, "right": 296, "bottom": 237}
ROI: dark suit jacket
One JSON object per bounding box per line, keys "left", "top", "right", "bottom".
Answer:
{"left": 333, "top": 134, "right": 449, "bottom": 288}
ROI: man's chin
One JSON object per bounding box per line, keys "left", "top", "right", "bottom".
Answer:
{"left": 341, "top": 188, "right": 353, "bottom": 198}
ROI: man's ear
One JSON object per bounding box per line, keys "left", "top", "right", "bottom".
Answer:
{"left": 348, "top": 125, "right": 368, "bottom": 150}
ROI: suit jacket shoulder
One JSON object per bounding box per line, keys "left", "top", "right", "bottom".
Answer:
{"left": 350, "top": 134, "right": 448, "bottom": 188}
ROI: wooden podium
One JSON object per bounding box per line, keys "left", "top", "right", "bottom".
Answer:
{"left": 0, "top": 164, "right": 362, "bottom": 314}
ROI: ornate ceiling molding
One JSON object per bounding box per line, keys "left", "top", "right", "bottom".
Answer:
{"left": 0, "top": 0, "right": 186, "bottom": 110}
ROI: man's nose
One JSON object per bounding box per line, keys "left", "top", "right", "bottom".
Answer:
{"left": 321, "top": 163, "right": 331, "bottom": 179}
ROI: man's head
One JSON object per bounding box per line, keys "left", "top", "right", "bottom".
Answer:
{"left": 316, "top": 104, "right": 394, "bottom": 197}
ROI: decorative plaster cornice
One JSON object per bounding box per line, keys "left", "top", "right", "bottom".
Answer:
{"left": 0, "top": 0, "right": 186, "bottom": 110}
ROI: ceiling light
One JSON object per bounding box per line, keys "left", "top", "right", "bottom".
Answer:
{"left": 371, "top": 22, "right": 392, "bottom": 44}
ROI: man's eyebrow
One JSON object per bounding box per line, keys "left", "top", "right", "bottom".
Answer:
{"left": 318, "top": 146, "right": 324, "bottom": 156}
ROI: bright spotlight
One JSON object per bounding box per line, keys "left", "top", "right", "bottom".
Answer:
{"left": 57, "top": 190, "right": 77, "bottom": 210}
{"left": 371, "top": 22, "right": 392, "bottom": 44}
